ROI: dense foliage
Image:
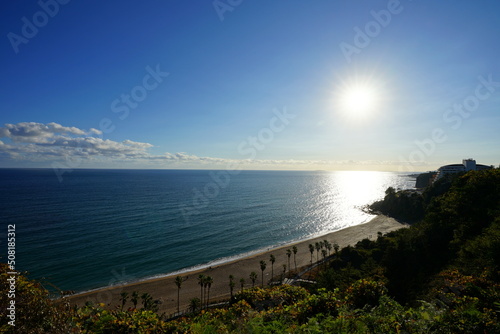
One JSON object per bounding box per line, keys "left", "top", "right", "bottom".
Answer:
{"left": 0, "top": 263, "right": 76, "bottom": 333}
{"left": 1, "top": 169, "right": 499, "bottom": 333}
{"left": 369, "top": 186, "right": 425, "bottom": 222}
{"left": 369, "top": 172, "right": 461, "bottom": 223}
{"left": 335, "top": 169, "right": 500, "bottom": 301}
{"left": 415, "top": 171, "right": 435, "bottom": 189}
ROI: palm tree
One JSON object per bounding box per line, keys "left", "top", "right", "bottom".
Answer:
{"left": 141, "top": 292, "right": 152, "bottom": 310}
{"left": 269, "top": 254, "right": 276, "bottom": 281}
{"left": 292, "top": 246, "right": 298, "bottom": 272}
{"left": 308, "top": 244, "right": 314, "bottom": 266}
{"left": 205, "top": 276, "right": 213, "bottom": 308}
{"left": 131, "top": 291, "right": 139, "bottom": 309}
{"left": 175, "top": 276, "right": 183, "bottom": 314}
{"left": 259, "top": 260, "right": 267, "bottom": 287}
{"left": 198, "top": 274, "right": 205, "bottom": 306}
{"left": 325, "top": 240, "right": 332, "bottom": 256}
{"left": 120, "top": 292, "right": 128, "bottom": 311}
{"left": 229, "top": 275, "right": 235, "bottom": 300}
{"left": 249, "top": 272, "right": 257, "bottom": 288}
{"left": 189, "top": 297, "right": 201, "bottom": 313}
{"left": 240, "top": 278, "right": 245, "bottom": 293}
{"left": 321, "top": 249, "right": 327, "bottom": 267}
{"left": 333, "top": 242, "right": 339, "bottom": 255}
{"left": 286, "top": 249, "right": 292, "bottom": 277}
{"left": 315, "top": 242, "right": 320, "bottom": 262}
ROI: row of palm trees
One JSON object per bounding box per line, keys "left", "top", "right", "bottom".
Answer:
{"left": 308, "top": 240, "right": 339, "bottom": 266}
{"left": 173, "top": 274, "right": 215, "bottom": 314}
{"left": 269, "top": 245, "right": 299, "bottom": 282}
{"left": 172, "top": 240, "right": 340, "bottom": 314}
{"left": 119, "top": 291, "right": 159, "bottom": 312}
{"left": 173, "top": 270, "right": 260, "bottom": 314}
{"left": 198, "top": 274, "right": 214, "bottom": 310}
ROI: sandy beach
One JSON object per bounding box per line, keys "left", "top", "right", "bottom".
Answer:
{"left": 67, "top": 215, "right": 405, "bottom": 315}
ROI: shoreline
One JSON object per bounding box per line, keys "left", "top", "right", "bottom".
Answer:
{"left": 67, "top": 215, "right": 406, "bottom": 315}
{"left": 69, "top": 216, "right": 376, "bottom": 297}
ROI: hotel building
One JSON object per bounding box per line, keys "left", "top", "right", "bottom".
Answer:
{"left": 435, "top": 159, "right": 493, "bottom": 180}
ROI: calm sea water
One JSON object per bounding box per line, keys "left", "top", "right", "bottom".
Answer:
{"left": 0, "top": 169, "right": 414, "bottom": 293}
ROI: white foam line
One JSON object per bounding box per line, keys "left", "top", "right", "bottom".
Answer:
{"left": 70, "top": 217, "right": 375, "bottom": 297}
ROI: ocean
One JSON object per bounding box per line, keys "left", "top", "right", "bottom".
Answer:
{"left": 0, "top": 169, "right": 414, "bottom": 294}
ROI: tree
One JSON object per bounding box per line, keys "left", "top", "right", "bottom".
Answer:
{"left": 131, "top": 291, "right": 139, "bottom": 309}
{"left": 270, "top": 254, "right": 276, "bottom": 281}
{"left": 315, "top": 242, "right": 321, "bottom": 262}
{"left": 189, "top": 297, "right": 201, "bottom": 313}
{"left": 386, "top": 186, "right": 396, "bottom": 195}
{"left": 239, "top": 278, "right": 245, "bottom": 293}
{"left": 286, "top": 249, "right": 292, "bottom": 277}
{"left": 309, "top": 244, "right": 314, "bottom": 266}
{"left": 333, "top": 242, "right": 340, "bottom": 255}
{"left": 141, "top": 292, "right": 152, "bottom": 310}
{"left": 292, "top": 245, "right": 298, "bottom": 272}
{"left": 229, "top": 275, "right": 235, "bottom": 300}
{"left": 260, "top": 260, "right": 267, "bottom": 287}
{"left": 175, "top": 276, "right": 183, "bottom": 314}
{"left": 128, "top": 291, "right": 165, "bottom": 313}
{"left": 325, "top": 241, "right": 332, "bottom": 256}
{"left": 119, "top": 292, "right": 128, "bottom": 311}
{"left": 249, "top": 272, "right": 257, "bottom": 288}
{"left": 198, "top": 274, "right": 205, "bottom": 306}
{"left": 205, "top": 276, "right": 213, "bottom": 308}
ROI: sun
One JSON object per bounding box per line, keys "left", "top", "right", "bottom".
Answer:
{"left": 338, "top": 84, "right": 378, "bottom": 119}
{"left": 331, "top": 74, "right": 384, "bottom": 122}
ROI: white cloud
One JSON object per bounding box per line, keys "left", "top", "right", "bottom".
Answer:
{"left": 0, "top": 122, "right": 154, "bottom": 161}
{"left": 0, "top": 122, "right": 92, "bottom": 143}
{"left": 0, "top": 122, "right": 416, "bottom": 170}
{"left": 89, "top": 128, "right": 103, "bottom": 136}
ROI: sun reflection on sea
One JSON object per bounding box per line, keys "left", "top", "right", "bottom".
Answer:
{"left": 333, "top": 171, "right": 387, "bottom": 205}
{"left": 314, "top": 171, "right": 400, "bottom": 233}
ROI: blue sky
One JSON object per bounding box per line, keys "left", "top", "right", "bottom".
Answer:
{"left": 1, "top": 0, "right": 499, "bottom": 171}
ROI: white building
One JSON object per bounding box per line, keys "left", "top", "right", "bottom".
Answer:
{"left": 436, "top": 159, "right": 492, "bottom": 180}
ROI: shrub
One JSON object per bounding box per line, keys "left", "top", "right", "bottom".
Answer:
{"left": 0, "top": 263, "right": 75, "bottom": 333}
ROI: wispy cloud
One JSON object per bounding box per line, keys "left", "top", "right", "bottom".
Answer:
{"left": 0, "top": 122, "right": 425, "bottom": 170}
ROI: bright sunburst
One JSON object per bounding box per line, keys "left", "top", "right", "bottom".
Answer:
{"left": 334, "top": 77, "right": 383, "bottom": 121}
{"left": 341, "top": 86, "right": 376, "bottom": 113}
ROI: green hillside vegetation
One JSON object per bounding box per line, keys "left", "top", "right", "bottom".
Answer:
{"left": 1, "top": 169, "right": 499, "bottom": 333}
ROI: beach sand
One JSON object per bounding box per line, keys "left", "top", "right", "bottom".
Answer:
{"left": 66, "top": 215, "right": 405, "bottom": 315}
